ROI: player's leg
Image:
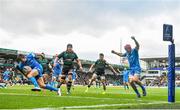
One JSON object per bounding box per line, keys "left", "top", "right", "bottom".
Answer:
{"left": 123, "top": 82, "right": 126, "bottom": 90}
{"left": 98, "top": 81, "right": 101, "bottom": 88}
{"left": 56, "top": 74, "right": 66, "bottom": 96}
{"left": 35, "top": 67, "right": 59, "bottom": 94}
{"left": 85, "top": 74, "right": 97, "bottom": 92}
{"left": 126, "top": 82, "right": 129, "bottom": 90}
{"left": 133, "top": 74, "right": 146, "bottom": 96}
{"left": 57, "top": 74, "right": 66, "bottom": 88}
{"left": 101, "top": 76, "right": 106, "bottom": 94}
{"left": 123, "top": 74, "right": 126, "bottom": 90}
{"left": 72, "top": 71, "right": 76, "bottom": 90}
{"left": 3, "top": 78, "right": 8, "bottom": 87}
{"left": 124, "top": 76, "right": 129, "bottom": 90}
{"left": 43, "top": 73, "right": 49, "bottom": 84}
{"left": 37, "top": 77, "right": 59, "bottom": 94}
{"left": 88, "top": 74, "right": 96, "bottom": 88}
{"left": 96, "top": 80, "right": 98, "bottom": 88}
{"left": 66, "top": 70, "right": 73, "bottom": 95}
{"left": 51, "top": 75, "right": 56, "bottom": 87}
{"left": 26, "top": 69, "right": 40, "bottom": 90}
{"left": 129, "top": 75, "right": 141, "bottom": 98}
{"left": 51, "top": 71, "right": 58, "bottom": 87}
{"left": 57, "top": 67, "right": 67, "bottom": 88}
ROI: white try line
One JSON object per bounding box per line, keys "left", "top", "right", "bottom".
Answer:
{"left": 0, "top": 92, "right": 141, "bottom": 101}
{"left": 97, "top": 91, "right": 168, "bottom": 96}
{"left": 1, "top": 92, "right": 179, "bottom": 110}
{"left": 61, "top": 101, "right": 180, "bottom": 109}
{"left": 1, "top": 92, "right": 168, "bottom": 103}
{"left": 34, "top": 101, "right": 169, "bottom": 110}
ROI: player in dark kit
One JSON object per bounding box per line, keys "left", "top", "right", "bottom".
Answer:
{"left": 55, "top": 44, "right": 83, "bottom": 96}
{"left": 36, "top": 53, "right": 52, "bottom": 84}
{"left": 85, "top": 53, "right": 117, "bottom": 94}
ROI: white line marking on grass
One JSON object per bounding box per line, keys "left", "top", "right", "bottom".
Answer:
{"left": 0, "top": 92, "right": 140, "bottom": 101}
{"left": 1, "top": 92, "right": 179, "bottom": 109}
{"left": 60, "top": 102, "right": 169, "bottom": 109}
{"left": 33, "top": 101, "right": 169, "bottom": 110}
{"left": 105, "top": 91, "right": 168, "bottom": 96}
{"left": 2, "top": 92, "right": 176, "bottom": 104}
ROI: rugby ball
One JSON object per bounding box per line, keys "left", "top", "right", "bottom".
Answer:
{"left": 22, "top": 66, "right": 32, "bottom": 75}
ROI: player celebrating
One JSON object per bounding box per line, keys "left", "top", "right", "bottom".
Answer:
{"left": 85, "top": 53, "right": 117, "bottom": 94}
{"left": 112, "top": 36, "right": 146, "bottom": 98}
{"left": 16, "top": 53, "right": 61, "bottom": 95}
{"left": 55, "top": 44, "right": 83, "bottom": 95}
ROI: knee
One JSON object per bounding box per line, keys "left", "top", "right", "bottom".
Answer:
{"left": 129, "top": 79, "right": 134, "bottom": 84}
{"left": 39, "top": 83, "right": 46, "bottom": 88}
{"left": 68, "top": 76, "right": 72, "bottom": 80}
{"left": 102, "top": 82, "right": 105, "bottom": 85}
{"left": 92, "top": 76, "right": 96, "bottom": 80}
{"left": 67, "top": 81, "right": 72, "bottom": 86}
{"left": 27, "top": 74, "right": 32, "bottom": 78}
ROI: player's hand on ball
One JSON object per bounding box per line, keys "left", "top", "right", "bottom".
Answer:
{"left": 23, "top": 66, "right": 32, "bottom": 75}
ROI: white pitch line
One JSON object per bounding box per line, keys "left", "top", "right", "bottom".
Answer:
{"left": 33, "top": 101, "right": 169, "bottom": 110}
{"left": 0, "top": 92, "right": 141, "bottom": 101}
{"left": 1, "top": 92, "right": 179, "bottom": 110}
{"left": 1, "top": 92, "right": 177, "bottom": 103}
{"left": 61, "top": 102, "right": 169, "bottom": 109}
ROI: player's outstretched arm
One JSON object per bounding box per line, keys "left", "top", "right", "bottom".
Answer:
{"left": 131, "top": 36, "right": 140, "bottom": 50}
{"left": 108, "top": 65, "right": 117, "bottom": 75}
{"left": 76, "top": 59, "right": 83, "bottom": 72}
{"left": 116, "top": 69, "right": 120, "bottom": 73}
{"left": 111, "top": 50, "right": 124, "bottom": 57}
{"left": 89, "top": 64, "right": 95, "bottom": 72}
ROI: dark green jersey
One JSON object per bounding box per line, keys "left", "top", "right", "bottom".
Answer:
{"left": 58, "top": 51, "right": 78, "bottom": 66}
{"left": 37, "top": 59, "right": 49, "bottom": 71}
{"left": 94, "top": 59, "right": 109, "bottom": 72}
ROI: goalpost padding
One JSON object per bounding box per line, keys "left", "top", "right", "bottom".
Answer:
{"left": 168, "top": 44, "right": 175, "bottom": 102}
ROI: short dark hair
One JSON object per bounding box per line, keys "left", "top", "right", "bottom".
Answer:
{"left": 67, "top": 43, "right": 73, "bottom": 48}
{"left": 16, "top": 54, "right": 25, "bottom": 62}
{"left": 99, "top": 53, "right": 104, "bottom": 56}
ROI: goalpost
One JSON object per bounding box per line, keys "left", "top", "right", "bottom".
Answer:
{"left": 163, "top": 24, "right": 175, "bottom": 103}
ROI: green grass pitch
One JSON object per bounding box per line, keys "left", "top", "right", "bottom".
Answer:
{"left": 0, "top": 85, "right": 180, "bottom": 109}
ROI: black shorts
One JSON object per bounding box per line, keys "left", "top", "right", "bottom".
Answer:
{"left": 95, "top": 71, "right": 105, "bottom": 76}
{"left": 62, "top": 65, "right": 73, "bottom": 76}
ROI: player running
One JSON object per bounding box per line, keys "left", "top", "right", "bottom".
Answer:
{"left": 122, "top": 68, "right": 129, "bottom": 90}
{"left": 51, "top": 57, "right": 62, "bottom": 87}
{"left": 72, "top": 69, "right": 77, "bottom": 90}
{"left": 16, "top": 53, "right": 61, "bottom": 95}
{"left": 2, "top": 68, "right": 12, "bottom": 87}
{"left": 112, "top": 36, "right": 146, "bottom": 98}
{"left": 55, "top": 44, "right": 83, "bottom": 95}
{"left": 117, "top": 68, "right": 129, "bottom": 90}
{"left": 85, "top": 53, "right": 117, "bottom": 94}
